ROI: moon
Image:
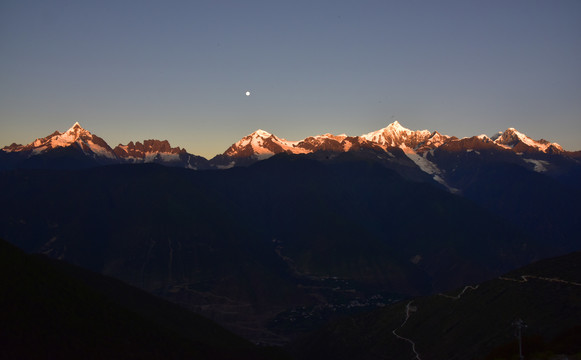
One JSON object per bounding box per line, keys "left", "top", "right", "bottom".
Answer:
{"left": 245, "top": 91, "right": 251, "bottom": 96}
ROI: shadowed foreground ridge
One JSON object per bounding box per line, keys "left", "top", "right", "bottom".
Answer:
{"left": 0, "top": 238, "right": 289, "bottom": 360}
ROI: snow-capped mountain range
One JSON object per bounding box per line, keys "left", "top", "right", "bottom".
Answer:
{"left": 3, "top": 121, "right": 570, "bottom": 160}
{"left": 2, "top": 121, "right": 579, "bottom": 192}
{"left": 223, "top": 120, "right": 568, "bottom": 159}
{"left": 217, "top": 121, "right": 580, "bottom": 190}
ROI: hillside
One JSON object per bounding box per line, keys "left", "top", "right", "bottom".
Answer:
{"left": 0, "top": 238, "right": 287, "bottom": 359}
{"left": 291, "top": 251, "right": 581, "bottom": 360}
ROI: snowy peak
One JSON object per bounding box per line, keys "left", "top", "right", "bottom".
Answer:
{"left": 493, "top": 128, "right": 529, "bottom": 147}
{"left": 68, "top": 121, "right": 83, "bottom": 132}
{"left": 55, "top": 122, "right": 93, "bottom": 145}
{"left": 361, "top": 120, "right": 413, "bottom": 146}
{"left": 2, "top": 122, "right": 116, "bottom": 159}
{"left": 253, "top": 129, "right": 273, "bottom": 138}
{"left": 493, "top": 128, "right": 563, "bottom": 153}
{"left": 361, "top": 121, "right": 442, "bottom": 152}
{"left": 223, "top": 129, "right": 307, "bottom": 159}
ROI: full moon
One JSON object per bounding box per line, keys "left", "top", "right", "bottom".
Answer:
{"left": 245, "top": 91, "right": 251, "bottom": 96}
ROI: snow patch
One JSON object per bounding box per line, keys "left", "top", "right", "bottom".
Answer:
{"left": 216, "top": 161, "right": 236, "bottom": 169}
{"left": 157, "top": 153, "right": 181, "bottom": 162}
{"left": 523, "top": 158, "right": 550, "bottom": 172}
{"left": 254, "top": 153, "right": 275, "bottom": 160}
{"left": 254, "top": 129, "right": 272, "bottom": 137}
{"left": 87, "top": 141, "right": 116, "bottom": 159}
{"left": 405, "top": 152, "right": 459, "bottom": 193}
{"left": 405, "top": 152, "right": 440, "bottom": 175}
{"left": 32, "top": 146, "right": 47, "bottom": 155}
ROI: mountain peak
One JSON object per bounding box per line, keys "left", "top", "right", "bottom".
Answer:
{"left": 386, "top": 120, "right": 405, "bottom": 131}
{"left": 67, "top": 121, "right": 89, "bottom": 133}
{"left": 1, "top": 122, "right": 116, "bottom": 159}
{"left": 361, "top": 121, "right": 431, "bottom": 150}
{"left": 493, "top": 127, "right": 562, "bottom": 153}
{"left": 376, "top": 120, "right": 411, "bottom": 135}
{"left": 252, "top": 129, "right": 273, "bottom": 138}
{"left": 63, "top": 122, "right": 84, "bottom": 134}
{"left": 223, "top": 129, "right": 307, "bottom": 159}
{"left": 54, "top": 122, "right": 93, "bottom": 146}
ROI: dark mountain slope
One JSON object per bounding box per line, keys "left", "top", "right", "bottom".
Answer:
{"left": 0, "top": 238, "right": 287, "bottom": 360}
{"left": 215, "top": 154, "right": 536, "bottom": 289}
{"left": 0, "top": 157, "right": 543, "bottom": 343}
{"left": 460, "top": 163, "right": 580, "bottom": 252}
{"left": 430, "top": 147, "right": 581, "bottom": 252}
{"left": 291, "top": 251, "right": 581, "bottom": 360}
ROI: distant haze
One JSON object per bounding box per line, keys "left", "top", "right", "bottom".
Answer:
{"left": 1, "top": 0, "right": 580, "bottom": 158}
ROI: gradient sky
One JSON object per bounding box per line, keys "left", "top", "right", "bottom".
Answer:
{"left": 1, "top": 0, "right": 580, "bottom": 158}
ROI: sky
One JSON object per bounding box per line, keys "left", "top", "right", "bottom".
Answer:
{"left": 1, "top": 0, "right": 580, "bottom": 158}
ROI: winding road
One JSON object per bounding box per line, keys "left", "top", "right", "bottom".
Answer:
{"left": 499, "top": 275, "right": 581, "bottom": 287}
{"left": 391, "top": 274, "right": 580, "bottom": 358}
{"left": 393, "top": 285, "right": 479, "bottom": 359}
{"left": 392, "top": 301, "right": 422, "bottom": 360}
{"left": 438, "top": 285, "right": 480, "bottom": 300}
